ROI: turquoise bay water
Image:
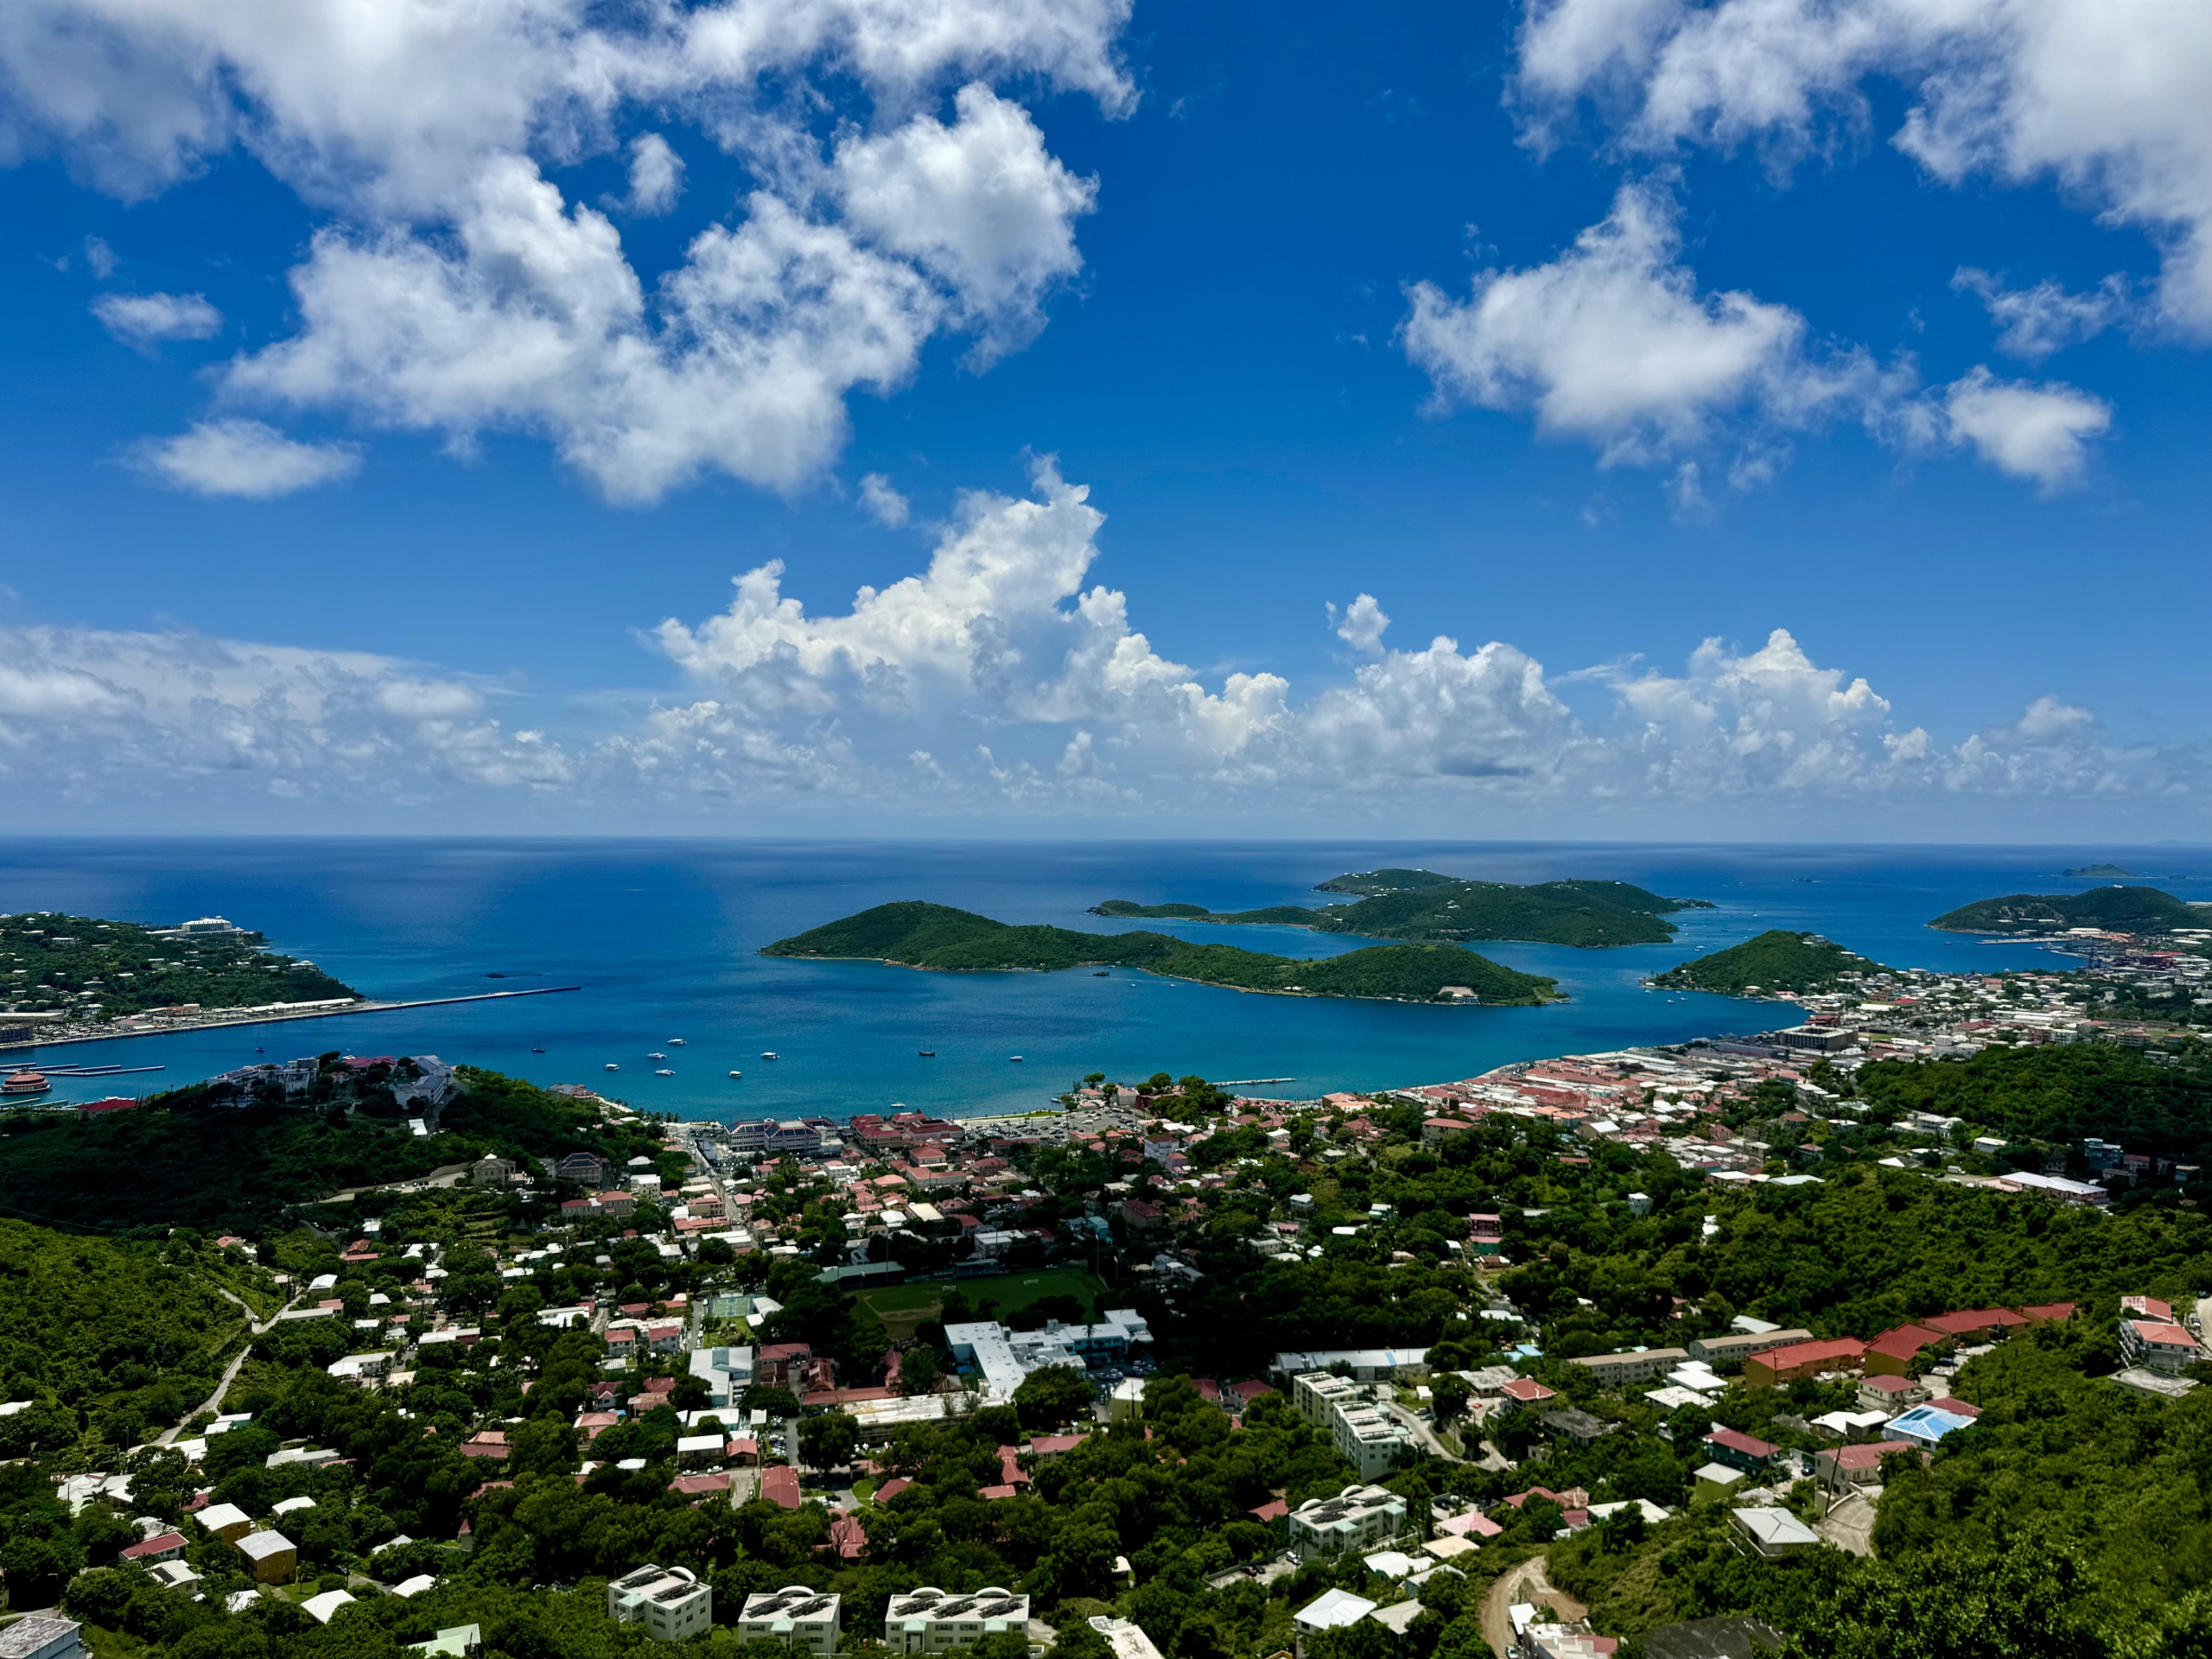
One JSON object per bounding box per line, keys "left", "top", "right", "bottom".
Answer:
{"left": 0, "top": 838, "right": 2197, "bottom": 1120}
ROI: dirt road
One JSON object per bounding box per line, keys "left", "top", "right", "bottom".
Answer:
{"left": 1478, "top": 1554, "right": 1588, "bottom": 1657}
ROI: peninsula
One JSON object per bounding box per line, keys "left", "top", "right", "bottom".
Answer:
{"left": 762, "top": 901, "right": 1560, "bottom": 1005}
{"left": 1652, "top": 929, "right": 1889, "bottom": 996}
{"left": 0, "top": 911, "right": 355, "bottom": 1021}
{"left": 1929, "top": 886, "right": 2201, "bottom": 936}
{"left": 1091, "top": 870, "right": 1711, "bottom": 948}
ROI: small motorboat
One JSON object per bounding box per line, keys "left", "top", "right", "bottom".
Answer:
{"left": 1092, "top": 971, "right": 1109, "bottom": 976}
{"left": 648, "top": 1052, "right": 666, "bottom": 1061}
{"left": 761, "top": 1051, "right": 779, "bottom": 1060}
{"left": 918, "top": 1050, "right": 935, "bottom": 1058}
{"left": 1008, "top": 1055, "right": 1024, "bottom": 1063}
{"left": 604, "top": 1063, "right": 620, "bottom": 1072}
{"left": 654, "top": 1068, "right": 676, "bottom": 1077}
{"left": 531, "top": 1046, "right": 545, "bottom": 1053}
{"left": 669, "top": 1038, "right": 686, "bottom": 1046}
{"left": 728, "top": 1070, "right": 743, "bottom": 1079}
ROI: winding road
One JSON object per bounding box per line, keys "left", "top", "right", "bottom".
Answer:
{"left": 158, "top": 1287, "right": 300, "bottom": 1446}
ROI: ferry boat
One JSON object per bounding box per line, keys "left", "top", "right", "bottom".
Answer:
{"left": 1, "top": 1071, "right": 48, "bottom": 1096}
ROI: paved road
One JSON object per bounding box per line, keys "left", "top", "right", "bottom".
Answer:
{"left": 1819, "top": 1489, "right": 1878, "bottom": 1557}
{"left": 1386, "top": 1400, "right": 1463, "bottom": 1462}
{"left": 159, "top": 1288, "right": 299, "bottom": 1446}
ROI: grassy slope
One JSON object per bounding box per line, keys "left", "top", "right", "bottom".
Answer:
{"left": 762, "top": 901, "right": 1560, "bottom": 1004}
{"left": 1651, "top": 930, "right": 1885, "bottom": 995}
{"left": 1929, "top": 885, "right": 2200, "bottom": 933}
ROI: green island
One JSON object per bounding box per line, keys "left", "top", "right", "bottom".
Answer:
{"left": 0, "top": 911, "right": 355, "bottom": 1022}
{"left": 1930, "top": 885, "right": 2202, "bottom": 934}
{"left": 763, "top": 900, "right": 1560, "bottom": 1004}
{"left": 10, "top": 1039, "right": 2212, "bottom": 1658}
{"left": 2064, "top": 863, "right": 2137, "bottom": 880}
{"left": 1091, "top": 872, "right": 1713, "bottom": 949}
{"left": 1651, "top": 928, "right": 1889, "bottom": 995}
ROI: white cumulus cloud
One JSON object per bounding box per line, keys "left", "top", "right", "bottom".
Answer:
{"left": 1513, "top": 0, "right": 2212, "bottom": 336}
{"left": 1938, "top": 366, "right": 2111, "bottom": 491}
{"left": 91, "top": 289, "right": 220, "bottom": 349}
{"left": 1953, "top": 268, "right": 2130, "bottom": 361}
{"left": 132, "top": 418, "right": 360, "bottom": 498}
{"left": 1330, "top": 593, "right": 1391, "bottom": 654}
{"left": 858, "top": 472, "right": 911, "bottom": 525}
{"left": 1, "top": 0, "right": 1135, "bottom": 500}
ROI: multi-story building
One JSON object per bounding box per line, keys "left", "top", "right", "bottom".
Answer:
{"left": 1287, "top": 1484, "right": 1407, "bottom": 1558}
{"left": 1289, "top": 1371, "right": 1365, "bottom": 1429}
{"left": 1685, "top": 1329, "right": 1814, "bottom": 1365}
{"left": 1566, "top": 1348, "right": 1688, "bottom": 1388}
{"left": 738, "top": 1587, "right": 842, "bottom": 1656}
{"left": 1330, "top": 1404, "right": 1409, "bottom": 1480}
{"left": 607, "top": 1566, "right": 713, "bottom": 1643}
{"left": 2121, "top": 1317, "right": 2204, "bottom": 1375}
{"left": 883, "top": 1586, "right": 1031, "bottom": 1655}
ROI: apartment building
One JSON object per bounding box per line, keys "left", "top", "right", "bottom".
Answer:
{"left": 607, "top": 1566, "right": 714, "bottom": 1643}
{"left": 1287, "top": 1484, "right": 1407, "bottom": 1558}
{"left": 883, "top": 1586, "right": 1032, "bottom": 1655}
{"left": 738, "top": 1587, "right": 842, "bottom": 1656}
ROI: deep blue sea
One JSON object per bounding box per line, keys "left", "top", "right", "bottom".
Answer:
{"left": 1, "top": 839, "right": 2204, "bottom": 1120}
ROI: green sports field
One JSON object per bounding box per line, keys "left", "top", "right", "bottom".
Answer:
{"left": 855, "top": 1268, "right": 1110, "bottom": 1342}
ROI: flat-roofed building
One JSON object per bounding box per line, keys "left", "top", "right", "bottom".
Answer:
{"left": 1567, "top": 1348, "right": 1688, "bottom": 1388}
{"left": 883, "top": 1586, "right": 1030, "bottom": 1655}
{"left": 1687, "top": 1329, "right": 1813, "bottom": 1365}
{"left": 1290, "top": 1370, "right": 1367, "bottom": 1428}
{"left": 1088, "top": 1617, "right": 1166, "bottom": 1659}
{"left": 608, "top": 1565, "right": 713, "bottom": 1643}
{"left": 740, "top": 1586, "right": 842, "bottom": 1656}
{"left": 1287, "top": 1484, "right": 1407, "bottom": 1558}
{"left": 0, "top": 1616, "right": 86, "bottom": 1659}
{"left": 1330, "top": 1404, "right": 1410, "bottom": 1480}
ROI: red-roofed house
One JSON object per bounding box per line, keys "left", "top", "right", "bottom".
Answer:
{"left": 1863, "top": 1324, "right": 1950, "bottom": 1377}
{"left": 2020, "top": 1302, "right": 2076, "bottom": 1324}
{"left": 996, "top": 1447, "right": 1033, "bottom": 1487}
{"left": 874, "top": 1477, "right": 912, "bottom": 1504}
{"left": 1746, "top": 1338, "right": 1866, "bottom": 1387}
{"left": 1028, "top": 1433, "right": 1088, "bottom": 1457}
{"left": 1923, "top": 1308, "right": 2028, "bottom": 1340}
{"left": 2121, "top": 1319, "right": 2203, "bottom": 1375}
{"left": 2123, "top": 1295, "right": 2174, "bottom": 1323}
{"left": 1438, "top": 1510, "right": 1503, "bottom": 1540}
{"left": 1229, "top": 1381, "right": 1276, "bottom": 1408}
{"left": 1702, "top": 1427, "right": 1778, "bottom": 1475}
{"left": 760, "top": 1465, "right": 802, "bottom": 1510}
{"left": 1816, "top": 1440, "right": 1918, "bottom": 1492}
{"left": 671, "top": 1472, "right": 733, "bottom": 1501}
{"left": 1924, "top": 1396, "right": 1982, "bottom": 1419}
{"left": 76, "top": 1096, "right": 140, "bottom": 1117}
{"left": 979, "top": 1484, "right": 1018, "bottom": 1501}
{"left": 120, "top": 1531, "right": 188, "bottom": 1564}
{"left": 1857, "top": 1374, "right": 1929, "bottom": 1412}
{"left": 1498, "top": 1376, "right": 1556, "bottom": 1406}
{"left": 827, "top": 1512, "right": 868, "bottom": 1560}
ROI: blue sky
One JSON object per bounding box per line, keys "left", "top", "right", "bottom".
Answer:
{"left": 0, "top": 0, "right": 2206, "bottom": 836}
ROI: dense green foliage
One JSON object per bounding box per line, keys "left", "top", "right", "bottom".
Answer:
{"left": 1929, "top": 886, "right": 2200, "bottom": 934}
{"left": 1653, "top": 930, "right": 1886, "bottom": 995}
{"left": 0, "top": 1065, "right": 663, "bottom": 1235}
{"left": 1855, "top": 1042, "right": 2212, "bottom": 1166}
{"left": 0, "top": 911, "right": 354, "bottom": 1019}
{"left": 1095, "top": 874, "right": 1711, "bottom": 948}
{"left": 0, "top": 1221, "right": 251, "bottom": 1452}
{"left": 762, "top": 903, "right": 1559, "bottom": 1005}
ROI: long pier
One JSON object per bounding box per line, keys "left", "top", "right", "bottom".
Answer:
{"left": 1, "top": 984, "right": 582, "bottom": 1052}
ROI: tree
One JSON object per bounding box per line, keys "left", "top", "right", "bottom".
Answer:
{"left": 899, "top": 1345, "right": 943, "bottom": 1396}
{"left": 1430, "top": 1372, "right": 1470, "bottom": 1425}
{"left": 1014, "top": 1364, "right": 1094, "bottom": 1430}
{"left": 1783, "top": 1531, "right": 2103, "bottom": 1659}
{"left": 798, "top": 1412, "right": 858, "bottom": 1471}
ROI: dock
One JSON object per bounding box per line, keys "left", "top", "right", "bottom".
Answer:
{"left": 0, "top": 985, "right": 583, "bottom": 1052}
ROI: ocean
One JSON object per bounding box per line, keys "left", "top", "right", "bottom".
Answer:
{"left": 0, "top": 838, "right": 2200, "bottom": 1120}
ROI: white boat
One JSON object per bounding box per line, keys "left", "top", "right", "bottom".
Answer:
{"left": 761, "top": 1051, "right": 778, "bottom": 1060}
{"left": 669, "top": 1038, "right": 685, "bottom": 1046}
{"left": 728, "top": 1070, "right": 743, "bottom": 1079}
{"left": 604, "top": 1063, "right": 620, "bottom": 1072}
{"left": 1008, "top": 1055, "right": 1024, "bottom": 1063}
{"left": 654, "top": 1068, "right": 675, "bottom": 1077}
{"left": 648, "top": 1051, "right": 666, "bottom": 1060}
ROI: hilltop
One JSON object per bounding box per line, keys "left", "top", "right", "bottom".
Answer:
{"left": 1091, "top": 872, "right": 1711, "bottom": 949}
{"left": 1652, "top": 929, "right": 1888, "bottom": 995}
{"left": 763, "top": 901, "right": 1560, "bottom": 1005}
{"left": 1929, "top": 886, "right": 2201, "bottom": 935}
